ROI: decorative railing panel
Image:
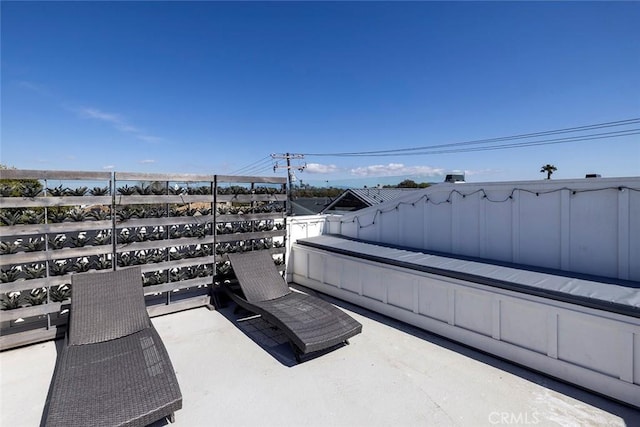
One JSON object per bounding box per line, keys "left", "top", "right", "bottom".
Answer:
{"left": 0, "top": 169, "right": 287, "bottom": 349}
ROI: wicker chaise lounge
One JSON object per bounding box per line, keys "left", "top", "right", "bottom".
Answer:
{"left": 226, "top": 251, "right": 362, "bottom": 362}
{"left": 43, "top": 267, "right": 182, "bottom": 427}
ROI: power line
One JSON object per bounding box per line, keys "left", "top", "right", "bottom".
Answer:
{"left": 320, "top": 129, "right": 640, "bottom": 157}
{"left": 243, "top": 163, "right": 275, "bottom": 176}
{"left": 229, "top": 156, "right": 274, "bottom": 175}
{"left": 303, "top": 118, "right": 640, "bottom": 157}
{"left": 428, "top": 129, "right": 640, "bottom": 154}
{"left": 235, "top": 165, "right": 275, "bottom": 176}
{"left": 230, "top": 156, "right": 272, "bottom": 175}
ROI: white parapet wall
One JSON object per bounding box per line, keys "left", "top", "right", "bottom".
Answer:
{"left": 324, "top": 177, "right": 640, "bottom": 281}
{"left": 286, "top": 214, "right": 328, "bottom": 280}
{"left": 291, "top": 242, "right": 640, "bottom": 408}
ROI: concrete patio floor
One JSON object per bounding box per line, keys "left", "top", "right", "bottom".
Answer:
{"left": 1, "top": 288, "right": 639, "bottom": 427}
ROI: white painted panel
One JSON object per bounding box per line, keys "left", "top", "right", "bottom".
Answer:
{"left": 291, "top": 248, "right": 307, "bottom": 277}
{"left": 634, "top": 332, "right": 640, "bottom": 385}
{"left": 500, "top": 300, "right": 547, "bottom": 354}
{"left": 358, "top": 224, "right": 377, "bottom": 241}
{"left": 309, "top": 221, "right": 324, "bottom": 236}
{"left": 308, "top": 252, "right": 323, "bottom": 282}
{"left": 629, "top": 191, "right": 640, "bottom": 281}
{"left": 454, "top": 193, "right": 481, "bottom": 257}
{"left": 518, "top": 191, "right": 562, "bottom": 269}
{"left": 418, "top": 279, "right": 449, "bottom": 322}
{"left": 361, "top": 266, "right": 385, "bottom": 302}
{"left": 340, "top": 220, "right": 358, "bottom": 239}
{"left": 620, "top": 331, "right": 634, "bottom": 383}
{"left": 569, "top": 190, "right": 618, "bottom": 277}
{"left": 484, "top": 197, "right": 514, "bottom": 263}
{"left": 426, "top": 202, "right": 452, "bottom": 253}
{"left": 454, "top": 289, "right": 493, "bottom": 336}
{"left": 340, "top": 259, "right": 361, "bottom": 294}
{"left": 387, "top": 272, "right": 414, "bottom": 310}
{"left": 399, "top": 202, "right": 424, "bottom": 249}
{"left": 379, "top": 210, "right": 399, "bottom": 245}
{"left": 325, "top": 217, "right": 341, "bottom": 235}
{"left": 557, "top": 314, "right": 620, "bottom": 378}
{"left": 324, "top": 256, "right": 342, "bottom": 287}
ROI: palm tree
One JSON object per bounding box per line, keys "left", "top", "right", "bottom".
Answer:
{"left": 540, "top": 164, "right": 557, "bottom": 179}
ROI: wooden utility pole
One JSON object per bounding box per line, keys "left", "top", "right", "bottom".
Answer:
{"left": 271, "top": 153, "right": 305, "bottom": 215}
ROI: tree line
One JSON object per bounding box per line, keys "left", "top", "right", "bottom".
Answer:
{"left": 292, "top": 179, "right": 431, "bottom": 198}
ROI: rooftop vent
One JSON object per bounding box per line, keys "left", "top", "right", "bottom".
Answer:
{"left": 444, "top": 174, "right": 465, "bottom": 183}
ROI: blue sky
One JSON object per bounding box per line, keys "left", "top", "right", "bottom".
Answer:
{"left": 2, "top": 1, "right": 639, "bottom": 186}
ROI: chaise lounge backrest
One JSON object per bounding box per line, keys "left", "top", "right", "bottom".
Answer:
{"left": 228, "top": 251, "right": 290, "bottom": 303}
{"left": 69, "top": 267, "right": 150, "bottom": 345}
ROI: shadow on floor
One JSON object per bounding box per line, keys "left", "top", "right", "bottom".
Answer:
{"left": 216, "top": 302, "right": 350, "bottom": 368}
{"left": 217, "top": 305, "right": 296, "bottom": 366}
{"left": 38, "top": 338, "right": 65, "bottom": 427}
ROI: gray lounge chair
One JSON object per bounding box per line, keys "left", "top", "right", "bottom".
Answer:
{"left": 43, "top": 267, "right": 182, "bottom": 427}
{"left": 226, "top": 251, "right": 362, "bottom": 362}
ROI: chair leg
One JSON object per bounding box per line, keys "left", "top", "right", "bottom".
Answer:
{"left": 168, "top": 413, "right": 176, "bottom": 423}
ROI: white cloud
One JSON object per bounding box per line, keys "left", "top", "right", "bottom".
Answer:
{"left": 305, "top": 163, "right": 340, "bottom": 174}
{"left": 115, "top": 123, "right": 141, "bottom": 133}
{"left": 17, "top": 80, "right": 50, "bottom": 96}
{"left": 136, "top": 135, "right": 163, "bottom": 143}
{"left": 79, "top": 107, "right": 120, "bottom": 123}
{"left": 103, "top": 165, "right": 115, "bottom": 170}
{"left": 464, "top": 168, "right": 499, "bottom": 176}
{"left": 350, "top": 163, "right": 444, "bottom": 177}
{"left": 76, "top": 106, "right": 161, "bottom": 143}
{"left": 139, "top": 159, "right": 156, "bottom": 164}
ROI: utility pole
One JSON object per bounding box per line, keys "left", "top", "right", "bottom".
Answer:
{"left": 271, "top": 153, "right": 305, "bottom": 215}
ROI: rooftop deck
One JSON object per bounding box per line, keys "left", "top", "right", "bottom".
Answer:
{"left": 2, "top": 287, "right": 638, "bottom": 427}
